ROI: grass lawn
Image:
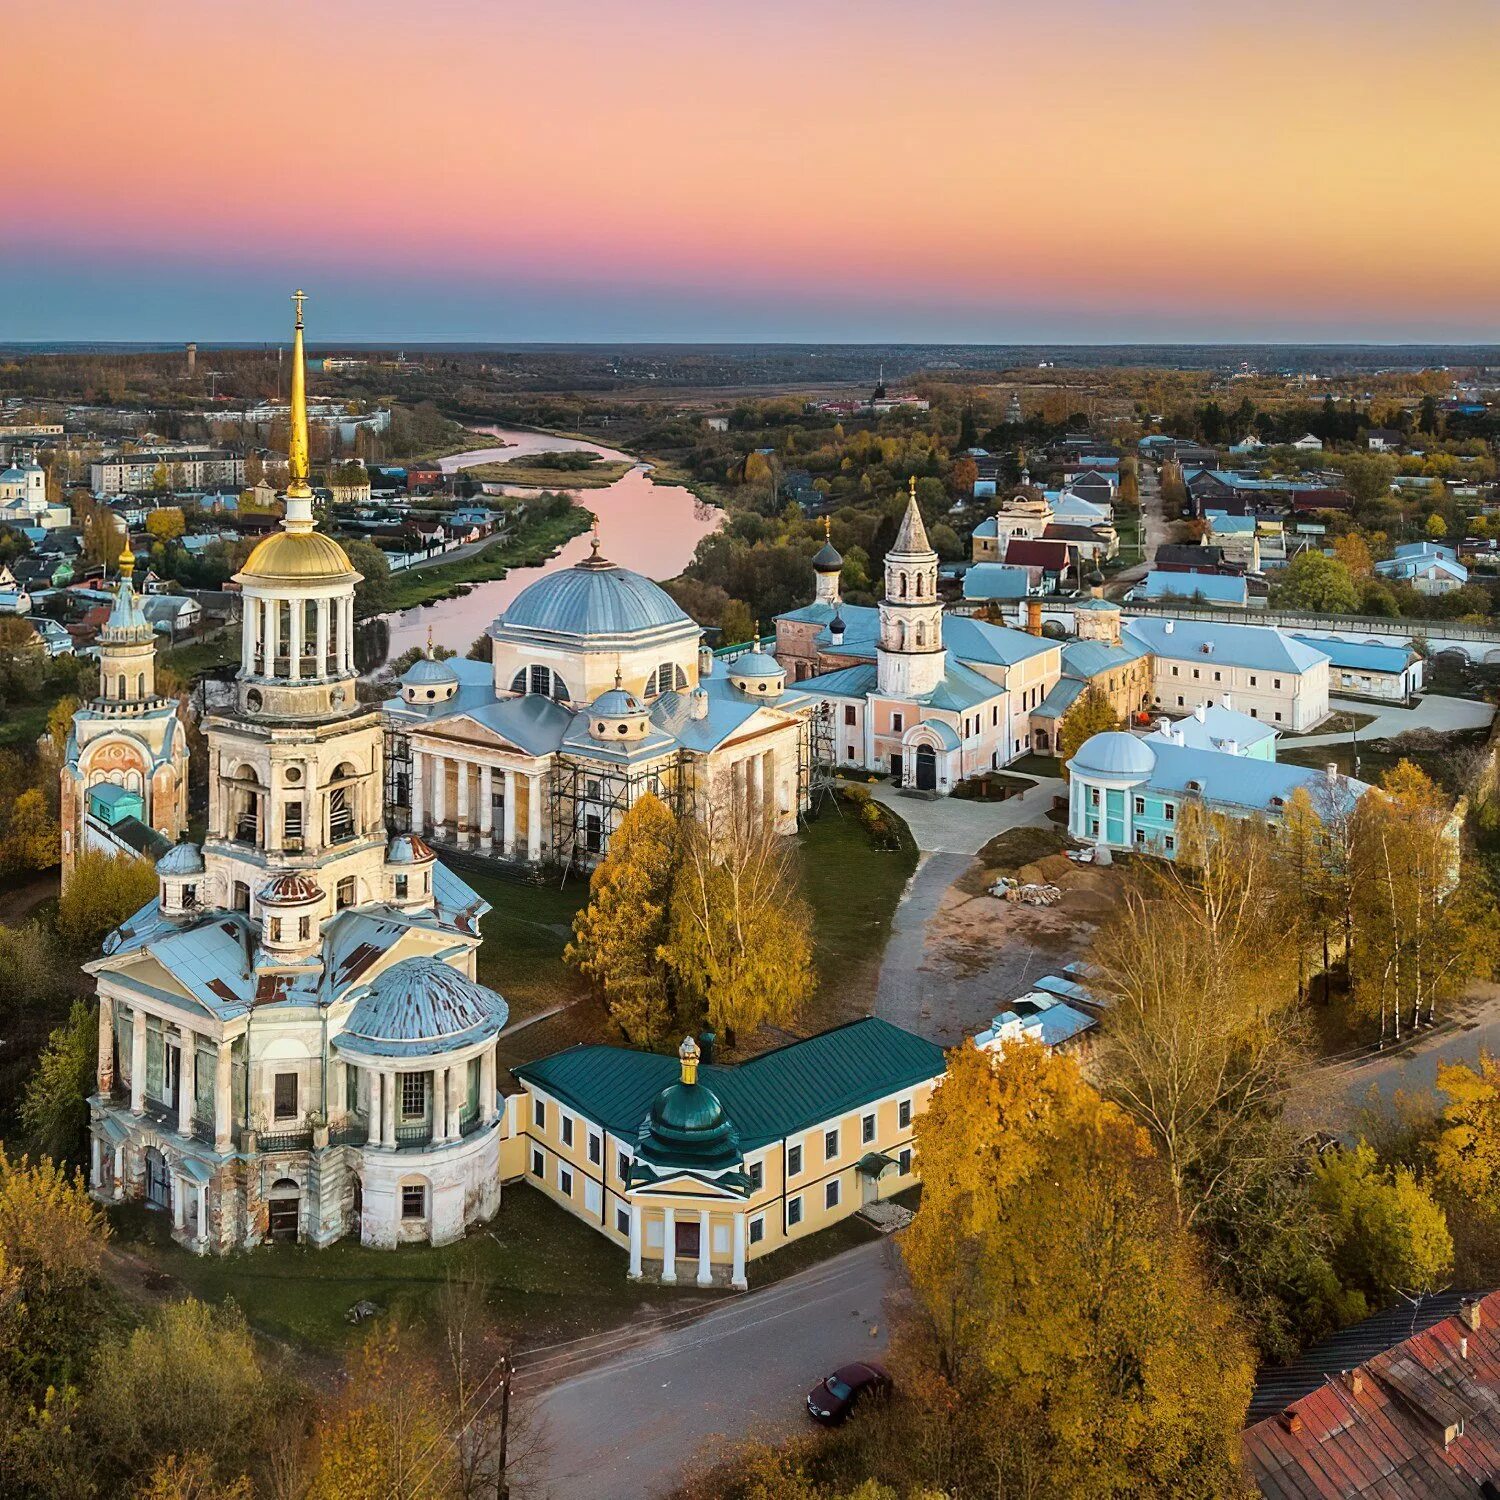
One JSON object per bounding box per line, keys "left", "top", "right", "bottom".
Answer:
{"left": 460, "top": 456, "right": 633, "bottom": 489}
{"left": 1280, "top": 726, "right": 1488, "bottom": 799}
{"left": 1009, "top": 751, "right": 1063, "bottom": 778}
{"left": 464, "top": 868, "right": 590, "bottom": 1020}
{"left": 107, "top": 1183, "right": 689, "bottom": 1356}
{"left": 798, "top": 798, "right": 918, "bottom": 1027}
{"left": 0, "top": 693, "right": 55, "bottom": 748}
{"left": 746, "top": 1212, "right": 882, "bottom": 1289}
{"left": 385, "top": 507, "right": 593, "bottom": 611}
{"left": 974, "top": 824, "right": 1070, "bottom": 874}
{"left": 161, "top": 629, "right": 241, "bottom": 679}
{"left": 1284, "top": 710, "right": 1377, "bottom": 738}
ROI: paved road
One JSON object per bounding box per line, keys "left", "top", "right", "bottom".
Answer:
{"left": 531, "top": 1240, "right": 900, "bottom": 1499}
{"left": 1289, "top": 692, "right": 1494, "bottom": 747}
{"left": 1107, "top": 459, "right": 1170, "bottom": 596}
{"left": 862, "top": 775, "right": 1065, "bottom": 856}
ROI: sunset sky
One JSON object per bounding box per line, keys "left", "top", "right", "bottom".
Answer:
{"left": 6, "top": 0, "right": 1500, "bottom": 342}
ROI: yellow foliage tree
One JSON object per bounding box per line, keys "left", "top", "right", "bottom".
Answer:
{"left": 1057, "top": 686, "right": 1119, "bottom": 775}
{"left": 1434, "top": 1051, "right": 1500, "bottom": 1219}
{"left": 0, "top": 788, "right": 58, "bottom": 872}
{"left": 565, "top": 792, "right": 678, "bottom": 1048}
{"left": 57, "top": 848, "right": 159, "bottom": 950}
{"left": 145, "top": 508, "right": 186, "bottom": 543}
{"left": 133, "top": 1451, "right": 252, "bottom": 1500}
{"left": 900, "top": 1041, "right": 1252, "bottom": 1497}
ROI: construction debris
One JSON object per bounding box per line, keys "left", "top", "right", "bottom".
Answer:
{"left": 988, "top": 878, "right": 1063, "bottom": 906}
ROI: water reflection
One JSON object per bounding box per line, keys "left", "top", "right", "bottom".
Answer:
{"left": 371, "top": 427, "right": 721, "bottom": 668}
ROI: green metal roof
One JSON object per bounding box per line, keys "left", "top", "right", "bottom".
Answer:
{"left": 514, "top": 1017, "right": 945, "bottom": 1151}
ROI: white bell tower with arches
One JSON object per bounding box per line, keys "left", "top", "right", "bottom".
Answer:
{"left": 877, "top": 478, "right": 946, "bottom": 699}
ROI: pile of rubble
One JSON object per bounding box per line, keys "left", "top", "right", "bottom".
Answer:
{"left": 989, "top": 877, "right": 1063, "bottom": 906}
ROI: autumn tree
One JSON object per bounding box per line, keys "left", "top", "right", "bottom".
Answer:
{"left": 1057, "top": 686, "right": 1118, "bottom": 773}
{"left": 1434, "top": 1052, "right": 1500, "bottom": 1220}
{"left": 1090, "top": 807, "right": 1302, "bottom": 1225}
{"left": 900, "top": 1041, "right": 1252, "bottom": 1497}
{"left": 1271, "top": 550, "right": 1360, "bottom": 613}
{"left": 56, "top": 849, "right": 159, "bottom": 951}
{"left": 20, "top": 1000, "right": 95, "bottom": 1167}
{"left": 1273, "top": 786, "right": 1330, "bottom": 1002}
{"left": 0, "top": 788, "right": 58, "bottom": 872}
{"left": 1332, "top": 532, "right": 1375, "bottom": 579}
{"left": 145, "top": 508, "right": 186, "bottom": 543}
{"left": 1308, "top": 1143, "right": 1452, "bottom": 1309}
{"left": 669, "top": 808, "right": 814, "bottom": 1047}
{"left": 566, "top": 793, "right": 678, "bottom": 1048}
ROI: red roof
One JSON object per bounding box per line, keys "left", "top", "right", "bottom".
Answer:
{"left": 1003, "top": 538, "right": 1073, "bottom": 570}
{"left": 1242, "top": 1290, "right": 1500, "bottom": 1497}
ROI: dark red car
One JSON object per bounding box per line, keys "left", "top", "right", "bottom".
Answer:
{"left": 805, "top": 1361, "right": 891, "bottom": 1424}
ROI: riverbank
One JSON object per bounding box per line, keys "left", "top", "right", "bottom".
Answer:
{"left": 460, "top": 456, "right": 634, "bottom": 488}
{"left": 385, "top": 504, "right": 595, "bottom": 611}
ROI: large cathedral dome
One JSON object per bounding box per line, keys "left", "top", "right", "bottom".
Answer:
{"left": 240, "top": 529, "right": 357, "bottom": 585}
{"left": 502, "top": 536, "right": 688, "bottom": 641}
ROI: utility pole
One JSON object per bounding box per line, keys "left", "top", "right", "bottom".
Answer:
{"left": 495, "top": 1351, "right": 512, "bottom": 1500}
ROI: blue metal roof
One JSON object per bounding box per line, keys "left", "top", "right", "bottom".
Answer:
{"left": 337, "top": 955, "right": 509, "bottom": 1059}
{"left": 1123, "top": 616, "right": 1329, "bottom": 674}
{"left": 1134, "top": 571, "right": 1249, "bottom": 606}
{"left": 944, "top": 614, "right": 1057, "bottom": 668}
{"left": 963, "top": 563, "right": 1032, "bottom": 601}
{"left": 1288, "top": 634, "right": 1414, "bottom": 674}
{"left": 503, "top": 556, "right": 689, "bottom": 638}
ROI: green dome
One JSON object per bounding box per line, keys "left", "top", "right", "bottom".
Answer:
{"left": 635, "top": 1037, "right": 742, "bottom": 1172}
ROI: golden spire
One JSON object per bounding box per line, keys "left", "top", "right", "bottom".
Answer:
{"left": 679, "top": 1035, "right": 700, "bottom": 1085}
{"left": 118, "top": 539, "right": 135, "bottom": 580}
{"left": 285, "top": 289, "right": 312, "bottom": 512}
{"left": 908, "top": 474, "right": 917, "bottom": 501}
{"left": 823, "top": 516, "right": 831, "bottom": 540}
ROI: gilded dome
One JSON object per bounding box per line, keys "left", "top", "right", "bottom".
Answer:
{"left": 240, "top": 529, "right": 357, "bottom": 585}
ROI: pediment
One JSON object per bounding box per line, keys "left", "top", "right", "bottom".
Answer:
{"left": 413, "top": 718, "right": 527, "bottom": 756}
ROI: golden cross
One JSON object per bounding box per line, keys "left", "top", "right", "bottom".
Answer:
{"left": 293, "top": 288, "right": 306, "bottom": 327}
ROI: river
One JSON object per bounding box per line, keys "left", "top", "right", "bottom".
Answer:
{"left": 367, "top": 426, "right": 721, "bottom": 666}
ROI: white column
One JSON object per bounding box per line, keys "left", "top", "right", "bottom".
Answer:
{"left": 90, "top": 1134, "right": 101, "bottom": 1188}
{"left": 502, "top": 770, "right": 516, "bottom": 855}
{"left": 448, "top": 1064, "right": 464, "bottom": 1139}
{"left": 172, "top": 1177, "right": 186, "bottom": 1231}
{"left": 661, "top": 1204, "right": 676, "bottom": 1283}
{"left": 479, "top": 764, "right": 493, "bottom": 849}
{"left": 176, "top": 1026, "right": 194, "bottom": 1137}
{"left": 97, "top": 992, "right": 115, "bottom": 1094}
{"left": 432, "top": 755, "right": 448, "bottom": 838}
{"left": 266, "top": 597, "right": 280, "bottom": 675}
{"left": 195, "top": 1182, "right": 208, "bottom": 1247}
{"left": 112, "top": 1144, "right": 124, "bottom": 1200}
{"left": 732, "top": 1211, "right": 747, "bottom": 1290}
{"left": 628, "top": 1202, "right": 643, "bottom": 1278}
{"left": 382, "top": 1073, "right": 397, "bottom": 1148}
{"left": 288, "top": 596, "right": 304, "bottom": 680}
{"left": 214, "top": 1040, "right": 233, "bottom": 1152}
{"left": 367, "top": 1065, "right": 382, "bottom": 1145}
{"left": 526, "top": 772, "right": 543, "bottom": 861}
{"left": 130, "top": 1010, "right": 146, "bottom": 1115}
{"left": 457, "top": 762, "right": 472, "bottom": 848}
{"left": 342, "top": 596, "right": 355, "bottom": 673}
{"left": 241, "top": 597, "right": 256, "bottom": 675}
{"left": 480, "top": 1046, "right": 496, "bottom": 1123}
{"left": 697, "top": 1209, "right": 712, "bottom": 1286}
{"left": 409, "top": 749, "right": 425, "bottom": 835}
{"left": 315, "top": 597, "right": 329, "bottom": 677}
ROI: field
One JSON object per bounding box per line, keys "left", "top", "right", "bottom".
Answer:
{"left": 459, "top": 455, "right": 633, "bottom": 489}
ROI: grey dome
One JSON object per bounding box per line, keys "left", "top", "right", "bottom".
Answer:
{"left": 812, "top": 539, "right": 843, "bottom": 571}
{"left": 591, "top": 686, "right": 645, "bottom": 717}
{"left": 339, "top": 956, "right": 509, "bottom": 1059}
{"left": 157, "top": 841, "right": 205, "bottom": 876}
{"left": 731, "top": 648, "right": 783, "bottom": 678}
{"left": 402, "top": 654, "right": 459, "bottom": 686}
{"left": 504, "top": 549, "right": 687, "bottom": 638}
{"left": 1069, "top": 731, "right": 1155, "bottom": 779}
{"left": 386, "top": 833, "right": 436, "bottom": 865}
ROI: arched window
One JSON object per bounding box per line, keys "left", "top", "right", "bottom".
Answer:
{"left": 915, "top": 622, "right": 925, "bottom": 647}
{"left": 136, "top": 672, "right": 145, "bottom": 698}
{"left": 899, "top": 572, "right": 908, "bottom": 598}
{"left": 915, "top": 574, "right": 924, "bottom": 598}
{"left": 117, "top": 674, "right": 126, "bottom": 699}
{"left": 645, "top": 662, "right": 688, "bottom": 697}
{"left": 511, "top": 666, "right": 570, "bottom": 701}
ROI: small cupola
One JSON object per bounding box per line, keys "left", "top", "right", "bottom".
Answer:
{"left": 402, "top": 632, "right": 460, "bottom": 704}
{"left": 589, "top": 670, "right": 652, "bottom": 742}
{"left": 728, "top": 628, "right": 786, "bottom": 699}
{"left": 156, "top": 840, "right": 205, "bottom": 914}
{"left": 384, "top": 833, "right": 436, "bottom": 907}
{"left": 256, "top": 873, "right": 324, "bottom": 961}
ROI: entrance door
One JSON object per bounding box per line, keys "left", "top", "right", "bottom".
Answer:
{"left": 268, "top": 1179, "right": 300, "bottom": 1243}
{"left": 145, "top": 1148, "right": 171, "bottom": 1210}
{"left": 915, "top": 745, "right": 937, "bottom": 791}
{"left": 675, "top": 1217, "right": 701, "bottom": 1260}
{"left": 889, "top": 753, "right": 903, "bottom": 785}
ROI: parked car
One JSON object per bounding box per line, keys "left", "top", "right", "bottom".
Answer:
{"left": 805, "top": 1362, "right": 891, "bottom": 1424}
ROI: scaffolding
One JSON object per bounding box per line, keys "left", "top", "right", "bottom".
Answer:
{"left": 383, "top": 727, "right": 413, "bottom": 831}
{"left": 549, "top": 750, "right": 695, "bottom": 883}
{"left": 798, "top": 700, "right": 838, "bottom": 822}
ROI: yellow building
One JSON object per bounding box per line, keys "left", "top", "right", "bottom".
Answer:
{"left": 506, "top": 1020, "right": 945, "bottom": 1287}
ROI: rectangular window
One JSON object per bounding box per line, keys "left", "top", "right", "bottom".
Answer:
{"left": 284, "top": 800, "right": 303, "bottom": 844}
{"left": 1275, "top": 712, "right": 1283, "bottom": 722}
{"left": 1249, "top": 675, "right": 1258, "bottom": 686}
{"left": 892, "top": 712, "right": 904, "bottom": 732}
{"left": 533, "top": 1097, "right": 546, "bottom": 1130}
{"left": 1177, "top": 696, "right": 1184, "bottom": 707}
{"left": 861, "top": 1113, "right": 876, "bottom": 1145}
{"left": 846, "top": 745, "right": 855, "bottom": 761}
{"left": 787, "top": 1143, "right": 803, "bottom": 1177}
{"left": 336, "top": 876, "right": 356, "bottom": 909}
{"left": 1165, "top": 835, "right": 1176, "bottom": 853}
{"left": 1171, "top": 665, "right": 1179, "bottom": 676}
{"left": 617, "top": 1149, "right": 630, "bottom": 1182}
{"left": 401, "top": 1184, "right": 426, "bottom": 1220}
{"left": 273, "top": 1072, "right": 297, "bottom": 1120}
{"left": 531, "top": 1148, "right": 544, "bottom": 1177}
{"left": 298, "top": 915, "right": 310, "bottom": 941}
{"left": 898, "top": 1098, "right": 912, "bottom": 1129}
{"left": 1164, "top": 803, "right": 1175, "bottom": 822}
{"left": 616, "top": 1206, "right": 630, "bottom": 1236}
{"left": 1135, "top": 828, "right": 1146, "bottom": 845}
{"left": 824, "top": 1127, "right": 839, "bottom": 1160}
{"left": 748, "top": 1160, "right": 764, "bottom": 1193}
{"left": 898, "top": 1147, "right": 913, "bottom": 1175}
{"left": 588, "top": 1130, "right": 602, "bottom": 1166}
{"left": 561, "top": 1114, "right": 574, "bottom": 1149}
{"left": 825, "top": 1179, "right": 841, "bottom": 1210}
{"left": 402, "top": 1073, "right": 426, "bottom": 1119}
{"left": 749, "top": 1214, "right": 765, "bottom": 1245}
{"left": 1089, "top": 787, "right": 1100, "bottom": 807}
{"left": 787, "top": 1195, "right": 803, "bottom": 1228}
{"left": 394, "top": 874, "right": 408, "bottom": 899}
{"left": 1133, "top": 797, "right": 1145, "bottom": 816}
{"left": 843, "top": 705, "right": 856, "bottom": 726}
{"left": 558, "top": 1166, "right": 573, "bottom": 1197}
{"left": 1213, "top": 671, "right": 1221, "bottom": 682}
{"left": 1192, "top": 668, "right": 1199, "bottom": 680}
{"left": 1274, "top": 678, "right": 1282, "bottom": 690}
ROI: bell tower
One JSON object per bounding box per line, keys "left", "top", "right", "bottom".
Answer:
{"left": 877, "top": 479, "right": 945, "bottom": 698}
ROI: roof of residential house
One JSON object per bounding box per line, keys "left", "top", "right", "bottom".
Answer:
{"left": 1132, "top": 571, "right": 1250, "bottom": 607}
{"left": 1043, "top": 523, "right": 1107, "bottom": 546}
{"left": 1375, "top": 551, "right": 1469, "bottom": 584}
{"left": 1204, "top": 511, "right": 1259, "bottom": 535}
{"left": 513, "top": 1016, "right": 946, "bottom": 1152}
{"left": 1157, "top": 543, "right": 1229, "bottom": 569}
{"left": 963, "top": 563, "right": 1033, "bottom": 601}
{"left": 1132, "top": 738, "right": 1367, "bottom": 816}
{"left": 1242, "top": 1289, "right": 1500, "bottom": 1497}
{"left": 1148, "top": 700, "right": 1277, "bottom": 754}
{"left": 1289, "top": 634, "right": 1416, "bottom": 675}
{"left": 1123, "top": 616, "right": 1328, "bottom": 674}
{"left": 1004, "top": 538, "right": 1073, "bottom": 571}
